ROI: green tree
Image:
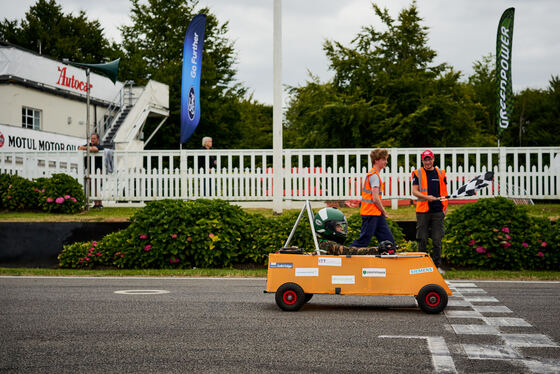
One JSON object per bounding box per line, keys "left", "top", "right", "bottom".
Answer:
{"left": 285, "top": 2, "right": 486, "bottom": 148}
{"left": 503, "top": 76, "right": 560, "bottom": 146}
{"left": 0, "top": 0, "right": 118, "bottom": 63}
{"left": 468, "top": 54, "right": 497, "bottom": 143}
{"left": 119, "top": 0, "right": 255, "bottom": 149}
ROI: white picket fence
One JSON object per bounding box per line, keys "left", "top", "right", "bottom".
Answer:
{"left": 1, "top": 147, "right": 559, "bottom": 207}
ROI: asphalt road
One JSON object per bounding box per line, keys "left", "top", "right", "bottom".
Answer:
{"left": 1, "top": 277, "right": 559, "bottom": 373}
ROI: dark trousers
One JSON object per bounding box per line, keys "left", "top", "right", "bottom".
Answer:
{"left": 416, "top": 211, "right": 445, "bottom": 267}
{"left": 350, "top": 215, "right": 394, "bottom": 247}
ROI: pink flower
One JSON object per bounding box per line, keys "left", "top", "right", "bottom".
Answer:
{"left": 476, "top": 246, "right": 486, "bottom": 254}
{"left": 47, "top": 197, "right": 54, "bottom": 203}
{"left": 85, "top": 257, "right": 90, "bottom": 261}
{"left": 171, "top": 234, "right": 177, "bottom": 239}
{"left": 41, "top": 189, "right": 45, "bottom": 193}
{"left": 139, "top": 234, "right": 148, "bottom": 240}
{"left": 522, "top": 242, "right": 529, "bottom": 247}
{"left": 71, "top": 197, "right": 77, "bottom": 202}
{"left": 55, "top": 197, "right": 64, "bottom": 204}
{"left": 8, "top": 185, "right": 12, "bottom": 188}
{"left": 537, "top": 252, "right": 544, "bottom": 258}
{"left": 64, "top": 195, "right": 70, "bottom": 199}
{"left": 505, "top": 234, "right": 511, "bottom": 239}
{"left": 92, "top": 241, "right": 97, "bottom": 246}
{"left": 120, "top": 254, "right": 125, "bottom": 258}
{"left": 89, "top": 247, "right": 95, "bottom": 252}
{"left": 501, "top": 226, "right": 510, "bottom": 233}
{"left": 144, "top": 244, "right": 152, "bottom": 252}
{"left": 96, "top": 252, "right": 102, "bottom": 256}
{"left": 541, "top": 241, "right": 548, "bottom": 247}
{"left": 209, "top": 233, "right": 215, "bottom": 238}
{"left": 501, "top": 242, "right": 512, "bottom": 248}
{"left": 468, "top": 239, "right": 476, "bottom": 246}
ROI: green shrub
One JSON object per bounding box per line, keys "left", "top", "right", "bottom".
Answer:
{"left": 0, "top": 173, "right": 15, "bottom": 209}
{"left": 443, "top": 197, "right": 559, "bottom": 270}
{"left": 38, "top": 174, "right": 85, "bottom": 214}
{"left": 0, "top": 174, "right": 37, "bottom": 210}
{"left": 60, "top": 199, "right": 258, "bottom": 269}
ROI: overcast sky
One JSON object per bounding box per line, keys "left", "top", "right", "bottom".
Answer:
{"left": 2, "top": 0, "right": 559, "bottom": 105}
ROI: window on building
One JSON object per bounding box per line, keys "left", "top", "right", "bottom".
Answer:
{"left": 22, "top": 107, "right": 41, "bottom": 130}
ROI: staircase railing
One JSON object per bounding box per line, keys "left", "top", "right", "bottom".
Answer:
{"left": 100, "top": 80, "right": 135, "bottom": 144}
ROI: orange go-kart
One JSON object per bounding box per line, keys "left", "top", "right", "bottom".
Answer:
{"left": 265, "top": 202, "right": 452, "bottom": 314}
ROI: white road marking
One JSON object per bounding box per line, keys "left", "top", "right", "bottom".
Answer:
{"left": 379, "top": 335, "right": 457, "bottom": 374}
{"left": 472, "top": 305, "right": 512, "bottom": 313}
{"left": 458, "top": 288, "right": 487, "bottom": 294}
{"left": 445, "top": 310, "right": 483, "bottom": 318}
{"left": 447, "top": 299, "right": 471, "bottom": 307}
{"left": 501, "top": 334, "right": 559, "bottom": 348}
{"left": 522, "top": 359, "right": 560, "bottom": 374}
{"left": 464, "top": 296, "right": 499, "bottom": 302}
{"left": 114, "top": 290, "right": 170, "bottom": 295}
{"left": 462, "top": 344, "right": 522, "bottom": 360}
{"left": 451, "top": 324, "right": 500, "bottom": 335}
{"left": 484, "top": 317, "right": 532, "bottom": 327}
{"left": 447, "top": 282, "right": 477, "bottom": 288}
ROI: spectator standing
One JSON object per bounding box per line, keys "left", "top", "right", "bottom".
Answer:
{"left": 78, "top": 133, "right": 104, "bottom": 208}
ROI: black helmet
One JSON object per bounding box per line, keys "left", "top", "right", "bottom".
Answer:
{"left": 313, "top": 207, "right": 348, "bottom": 244}
{"left": 378, "top": 240, "right": 396, "bottom": 255}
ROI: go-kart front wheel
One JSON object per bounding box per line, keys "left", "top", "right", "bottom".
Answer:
{"left": 417, "top": 284, "right": 448, "bottom": 314}
{"left": 275, "top": 282, "right": 306, "bottom": 311}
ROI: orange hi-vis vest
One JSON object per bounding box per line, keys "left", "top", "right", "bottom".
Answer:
{"left": 413, "top": 167, "right": 448, "bottom": 213}
{"left": 360, "top": 168, "right": 383, "bottom": 216}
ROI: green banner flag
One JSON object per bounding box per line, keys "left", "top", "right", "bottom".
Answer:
{"left": 496, "top": 7, "right": 515, "bottom": 139}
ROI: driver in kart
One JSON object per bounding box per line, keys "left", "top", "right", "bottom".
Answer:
{"left": 314, "top": 207, "right": 396, "bottom": 255}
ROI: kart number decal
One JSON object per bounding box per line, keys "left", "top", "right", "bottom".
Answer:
{"left": 295, "top": 268, "right": 319, "bottom": 277}
{"left": 409, "top": 267, "right": 434, "bottom": 275}
{"left": 270, "top": 262, "right": 293, "bottom": 269}
{"left": 318, "top": 257, "right": 342, "bottom": 267}
{"left": 361, "top": 268, "right": 386, "bottom": 277}
{"left": 332, "top": 275, "right": 355, "bottom": 284}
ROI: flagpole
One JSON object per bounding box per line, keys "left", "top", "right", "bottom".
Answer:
{"left": 272, "top": 0, "right": 283, "bottom": 214}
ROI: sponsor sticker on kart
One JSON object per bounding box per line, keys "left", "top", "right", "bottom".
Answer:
{"left": 331, "top": 275, "right": 355, "bottom": 284}
{"left": 295, "top": 268, "right": 319, "bottom": 277}
{"left": 318, "top": 257, "right": 342, "bottom": 267}
{"left": 409, "top": 267, "right": 434, "bottom": 275}
{"left": 361, "top": 268, "right": 386, "bottom": 277}
{"left": 270, "top": 262, "right": 293, "bottom": 269}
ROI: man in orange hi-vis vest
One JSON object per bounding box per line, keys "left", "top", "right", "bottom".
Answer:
{"left": 350, "top": 149, "right": 395, "bottom": 248}
{"left": 412, "top": 150, "right": 448, "bottom": 274}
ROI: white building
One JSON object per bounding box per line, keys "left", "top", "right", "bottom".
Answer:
{"left": 0, "top": 41, "right": 169, "bottom": 152}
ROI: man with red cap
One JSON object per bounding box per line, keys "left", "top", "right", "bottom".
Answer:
{"left": 412, "top": 150, "right": 448, "bottom": 273}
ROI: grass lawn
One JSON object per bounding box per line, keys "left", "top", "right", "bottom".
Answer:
{"left": 2, "top": 201, "right": 558, "bottom": 222}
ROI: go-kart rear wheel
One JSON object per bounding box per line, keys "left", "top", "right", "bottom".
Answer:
{"left": 304, "top": 293, "right": 313, "bottom": 303}
{"left": 417, "top": 284, "right": 448, "bottom": 314}
{"left": 275, "top": 282, "right": 306, "bottom": 311}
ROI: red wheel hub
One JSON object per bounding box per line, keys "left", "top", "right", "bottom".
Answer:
{"left": 283, "top": 290, "right": 297, "bottom": 305}
{"left": 425, "top": 292, "right": 440, "bottom": 307}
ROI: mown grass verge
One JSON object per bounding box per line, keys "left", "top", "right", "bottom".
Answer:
{"left": 1, "top": 267, "right": 559, "bottom": 280}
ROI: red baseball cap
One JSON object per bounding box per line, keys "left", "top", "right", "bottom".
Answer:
{"left": 421, "top": 150, "right": 434, "bottom": 160}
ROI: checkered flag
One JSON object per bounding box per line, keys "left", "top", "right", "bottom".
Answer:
{"left": 443, "top": 172, "right": 494, "bottom": 199}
